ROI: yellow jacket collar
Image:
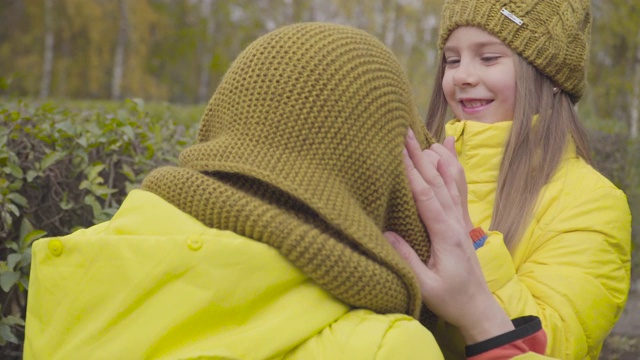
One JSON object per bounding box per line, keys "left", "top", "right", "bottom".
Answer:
{"left": 445, "top": 120, "right": 512, "bottom": 185}
{"left": 445, "top": 119, "right": 577, "bottom": 185}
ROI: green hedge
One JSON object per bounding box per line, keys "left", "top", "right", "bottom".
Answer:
{"left": 0, "top": 99, "right": 197, "bottom": 357}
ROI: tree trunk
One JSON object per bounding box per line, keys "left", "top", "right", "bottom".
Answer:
{"left": 39, "top": 0, "right": 54, "bottom": 99}
{"left": 197, "top": 0, "right": 216, "bottom": 103}
{"left": 631, "top": 29, "right": 640, "bottom": 139}
{"left": 382, "top": 0, "right": 398, "bottom": 48}
{"left": 111, "top": 0, "right": 128, "bottom": 100}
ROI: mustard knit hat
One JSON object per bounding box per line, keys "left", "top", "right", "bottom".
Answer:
{"left": 439, "top": 0, "right": 591, "bottom": 102}
{"left": 143, "top": 23, "right": 436, "bottom": 323}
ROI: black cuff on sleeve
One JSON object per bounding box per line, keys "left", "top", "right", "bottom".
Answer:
{"left": 465, "top": 316, "right": 542, "bottom": 357}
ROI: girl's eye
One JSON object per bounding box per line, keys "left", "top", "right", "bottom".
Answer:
{"left": 444, "top": 58, "right": 460, "bottom": 66}
{"left": 481, "top": 56, "right": 500, "bottom": 63}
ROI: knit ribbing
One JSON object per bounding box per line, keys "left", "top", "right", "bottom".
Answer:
{"left": 439, "top": 0, "right": 591, "bottom": 103}
{"left": 142, "top": 23, "right": 435, "bottom": 325}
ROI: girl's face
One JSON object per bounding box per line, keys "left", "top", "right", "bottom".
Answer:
{"left": 442, "top": 26, "right": 516, "bottom": 124}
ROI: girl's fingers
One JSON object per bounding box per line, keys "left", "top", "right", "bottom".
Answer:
{"left": 442, "top": 136, "right": 457, "bottom": 158}
{"left": 430, "top": 140, "right": 466, "bottom": 194}
{"left": 430, "top": 136, "right": 474, "bottom": 232}
{"left": 403, "top": 149, "right": 443, "bottom": 214}
{"left": 384, "top": 231, "right": 426, "bottom": 272}
{"left": 405, "top": 131, "right": 456, "bottom": 213}
{"left": 402, "top": 151, "right": 459, "bottom": 250}
{"left": 436, "top": 157, "right": 463, "bottom": 215}
{"left": 384, "top": 231, "right": 435, "bottom": 291}
{"left": 405, "top": 128, "right": 436, "bottom": 166}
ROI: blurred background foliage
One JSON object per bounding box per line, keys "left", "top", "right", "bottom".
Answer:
{"left": 0, "top": 0, "right": 638, "bottom": 358}
{"left": 0, "top": 0, "right": 637, "bottom": 135}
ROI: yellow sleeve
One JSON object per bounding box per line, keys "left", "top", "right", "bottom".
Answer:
{"left": 285, "top": 310, "right": 444, "bottom": 360}
{"left": 477, "top": 185, "right": 631, "bottom": 359}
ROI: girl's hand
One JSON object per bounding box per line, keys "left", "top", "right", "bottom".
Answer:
{"left": 385, "top": 129, "right": 513, "bottom": 344}
{"left": 426, "top": 135, "right": 473, "bottom": 232}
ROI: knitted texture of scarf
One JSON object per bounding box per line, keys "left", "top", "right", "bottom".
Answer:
{"left": 142, "top": 23, "right": 435, "bottom": 324}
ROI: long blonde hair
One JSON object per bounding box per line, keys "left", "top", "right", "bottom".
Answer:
{"left": 425, "top": 54, "right": 591, "bottom": 250}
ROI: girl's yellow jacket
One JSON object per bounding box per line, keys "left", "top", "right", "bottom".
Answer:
{"left": 24, "top": 189, "right": 445, "bottom": 360}
{"left": 435, "top": 120, "right": 632, "bottom": 360}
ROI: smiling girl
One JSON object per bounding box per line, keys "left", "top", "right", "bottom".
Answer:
{"left": 386, "top": 1, "right": 632, "bottom": 359}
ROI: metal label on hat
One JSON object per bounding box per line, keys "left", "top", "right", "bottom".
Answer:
{"left": 501, "top": 8, "right": 523, "bottom": 26}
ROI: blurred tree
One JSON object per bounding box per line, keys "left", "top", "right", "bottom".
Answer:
{"left": 39, "top": 0, "right": 54, "bottom": 99}
{"left": 111, "top": 0, "right": 129, "bottom": 100}
{"left": 631, "top": 30, "right": 640, "bottom": 139}
{"left": 0, "top": 0, "right": 635, "bottom": 122}
{"left": 0, "top": 0, "right": 45, "bottom": 96}
{"left": 119, "top": 0, "right": 163, "bottom": 100}
{"left": 197, "top": 0, "right": 216, "bottom": 103}
{"left": 56, "top": 0, "right": 115, "bottom": 98}
{"left": 589, "top": 0, "right": 640, "bottom": 138}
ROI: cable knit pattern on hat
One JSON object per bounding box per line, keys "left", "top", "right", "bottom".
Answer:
{"left": 439, "top": 0, "right": 591, "bottom": 102}
{"left": 142, "top": 23, "right": 436, "bottom": 325}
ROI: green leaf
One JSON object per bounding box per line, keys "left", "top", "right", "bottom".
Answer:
{"left": 86, "top": 164, "right": 106, "bottom": 182}
{"left": 19, "top": 217, "right": 34, "bottom": 242}
{"left": 7, "top": 179, "right": 23, "bottom": 191}
{"left": 26, "top": 170, "right": 39, "bottom": 182}
{"left": 120, "top": 164, "right": 136, "bottom": 181}
{"left": 6, "top": 254, "right": 21, "bottom": 271}
{"left": 54, "top": 120, "right": 75, "bottom": 135}
{"left": 83, "top": 194, "right": 102, "bottom": 219}
{"left": 1, "top": 211, "right": 13, "bottom": 229}
{"left": 6, "top": 203, "right": 19, "bottom": 216}
{"left": 2, "top": 315, "right": 25, "bottom": 326}
{"left": 91, "top": 184, "right": 117, "bottom": 197}
{"left": 121, "top": 125, "right": 135, "bottom": 140}
{"left": 40, "top": 151, "right": 66, "bottom": 170}
{"left": 132, "top": 97, "right": 145, "bottom": 109}
{"left": 0, "top": 271, "right": 20, "bottom": 292}
{"left": 6, "top": 192, "right": 27, "bottom": 207}
{"left": 21, "top": 249, "right": 31, "bottom": 266}
{"left": 6, "top": 162, "right": 23, "bottom": 179}
{"left": 79, "top": 179, "right": 91, "bottom": 190}
{"left": 22, "top": 229, "right": 47, "bottom": 248}
{"left": 38, "top": 101, "right": 55, "bottom": 113}
{"left": 76, "top": 135, "right": 88, "bottom": 147}
{"left": 59, "top": 191, "right": 74, "bottom": 210}
{"left": 19, "top": 277, "right": 28, "bottom": 290}
{"left": 0, "top": 324, "right": 18, "bottom": 344}
{"left": 5, "top": 241, "right": 19, "bottom": 252}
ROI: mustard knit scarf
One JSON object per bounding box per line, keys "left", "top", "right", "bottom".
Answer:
{"left": 143, "top": 23, "right": 435, "bottom": 325}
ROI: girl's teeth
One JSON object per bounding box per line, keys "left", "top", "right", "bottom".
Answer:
{"left": 462, "top": 100, "right": 488, "bottom": 108}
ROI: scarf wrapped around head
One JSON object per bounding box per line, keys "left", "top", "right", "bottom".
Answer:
{"left": 143, "top": 22, "right": 435, "bottom": 324}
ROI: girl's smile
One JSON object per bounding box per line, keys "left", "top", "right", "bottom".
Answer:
{"left": 442, "top": 27, "right": 516, "bottom": 124}
{"left": 458, "top": 98, "right": 494, "bottom": 114}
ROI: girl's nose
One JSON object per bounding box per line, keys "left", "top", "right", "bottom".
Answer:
{"left": 452, "top": 61, "right": 479, "bottom": 87}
